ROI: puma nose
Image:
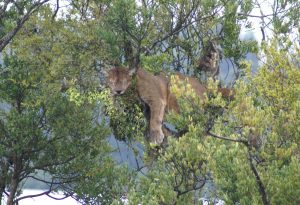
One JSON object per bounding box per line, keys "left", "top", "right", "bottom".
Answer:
{"left": 116, "top": 90, "right": 122, "bottom": 95}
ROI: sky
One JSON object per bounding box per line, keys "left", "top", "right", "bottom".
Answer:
{"left": 1, "top": 190, "right": 79, "bottom": 205}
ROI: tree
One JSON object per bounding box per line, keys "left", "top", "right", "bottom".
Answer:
{"left": 94, "top": 0, "right": 300, "bottom": 204}
{"left": 1, "top": 0, "right": 300, "bottom": 204}
{"left": 0, "top": 7, "right": 129, "bottom": 205}
{"left": 124, "top": 42, "right": 300, "bottom": 205}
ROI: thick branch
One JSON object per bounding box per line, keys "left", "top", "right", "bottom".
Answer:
{"left": 6, "top": 155, "right": 22, "bottom": 205}
{"left": 0, "top": 159, "right": 9, "bottom": 203}
{"left": 248, "top": 152, "right": 269, "bottom": 205}
{"left": 15, "top": 190, "right": 51, "bottom": 202}
{"left": 0, "top": 0, "right": 50, "bottom": 52}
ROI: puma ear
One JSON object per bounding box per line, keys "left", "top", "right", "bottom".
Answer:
{"left": 128, "top": 68, "right": 137, "bottom": 76}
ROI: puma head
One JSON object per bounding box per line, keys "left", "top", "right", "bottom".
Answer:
{"left": 107, "top": 67, "right": 135, "bottom": 95}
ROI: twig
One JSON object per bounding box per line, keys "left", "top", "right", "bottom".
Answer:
{"left": 207, "top": 131, "right": 248, "bottom": 145}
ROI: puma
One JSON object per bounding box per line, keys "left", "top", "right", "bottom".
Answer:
{"left": 107, "top": 67, "right": 233, "bottom": 145}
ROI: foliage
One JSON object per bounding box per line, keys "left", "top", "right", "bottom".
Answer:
{"left": 198, "top": 43, "right": 299, "bottom": 204}
{"left": 128, "top": 133, "right": 210, "bottom": 205}
{"left": 126, "top": 42, "right": 300, "bottom": 204}
{"left": 0, "top": 7, "right": 129, "bottom": 205}
{"left": 1, "top": 0, "right": 300, "bottom": 205}
{"left": 72, "top": 85, "right": 147, "bottom": 141}
{"left": 211, "top": 44, "right": 300, "bottom": 204}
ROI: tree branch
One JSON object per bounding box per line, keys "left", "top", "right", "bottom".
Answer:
{"left": 15, "top": 190, "right": 51, "bottom": 202}
{"left": 248, "top": 152, "right": 269, "bottom": 205}
{"left": 52, "top": 0, "right": 60, "bottom": 21}
{"left": 207, "top": 131, "right": 248, "bottom": 145}
{"left": 46, "top": 193, "right": 73, "bottom": 200}
{"left": 15, "top": 187, "right": 73, "bottom": 203}
{"left": 0, "top": 0, "right": 50, "bottom": 52}
{"left": 144, "top": 1, "right": 202, "bottom": 55}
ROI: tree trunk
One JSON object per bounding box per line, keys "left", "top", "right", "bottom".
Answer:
{"left": 6, "top": 178, "right": 18, "bottom": 205}
{"left": 6, "top": 156, "right": 21, "bottom": 205}
{"left": 0, "top": 159, "right": 9, "bottom": 205}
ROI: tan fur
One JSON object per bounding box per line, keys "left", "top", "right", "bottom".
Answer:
{"left": 107, "top": 67, "right": 233, "bottom": 145}
{"left": 107, "top": 67, "right": 132, "bottom": 95}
